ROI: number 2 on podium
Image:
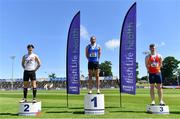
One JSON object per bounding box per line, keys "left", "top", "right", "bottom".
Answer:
{"left": 24, "top": 104, "right": 30, "bottom": 112}
{"left": 91, "top": 97, "right": 97, "bottom": 107}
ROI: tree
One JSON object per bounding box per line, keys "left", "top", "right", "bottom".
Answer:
{"left": 99, "top": 61, "right": 113, "bottom": 76}
{"left": 141, "top": 76, "right": 148, "bottom": 81}
{"left": 175, "top": 68, "right": 180, "bottom": 86}
{"left": 161, "top": 56, "right": 180, "bottom": 85}
{"left": 136, "top": 62, "right": 140, "bottom": 82}
{"left": 48, "top": 73, "right": 57, "bottom": 81}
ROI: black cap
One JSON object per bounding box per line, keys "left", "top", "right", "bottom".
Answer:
{"left": 27, "top": 44, "right": 34, "bottom": 49}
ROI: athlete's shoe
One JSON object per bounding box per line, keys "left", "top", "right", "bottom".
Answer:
{"left": 88, "top": 90, "right": 92, "bottom": 94}
{"left": 159, "top": 100, "right": 165, "bottom": 106}
{"left": 19, "top": 98, "right": 27, "bottom": 103}
{"left": 150, "top": 100, "right": 155, "bottom": 105}
{"left": 97, "top": 89, "right": 101, "bottom": 94}
{"left": 32, "top": 99, "right": 37, "bottom": 103}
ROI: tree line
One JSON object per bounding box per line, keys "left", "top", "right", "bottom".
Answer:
{"left": 48, "top": 57, "right": 180, "bottom": 86}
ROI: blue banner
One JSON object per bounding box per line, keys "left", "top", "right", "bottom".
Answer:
{"left": 66, "top": 11, "right": 80, "bottom": 94}
{"left": 119, "top": 3, "right": 136, "bottom": 95}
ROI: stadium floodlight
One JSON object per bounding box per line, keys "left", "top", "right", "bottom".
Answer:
{"left": 142, "top": 51, "right": 150, "bottom": 81}
{"left": 142, "top": 51, "right": 150, "bottom": 55}
{"left": 10, "top": 56, "right": 15, "bottom": 90}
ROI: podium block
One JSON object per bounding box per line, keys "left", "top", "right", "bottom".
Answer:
{"left": 147, "top": 105, "right": 169, "bottom": 114}
{"left": 19, "top": 101, "right": 41, "bottom": 116}
{"left": 84, "top": 94, "right": 105, "bottom": 115}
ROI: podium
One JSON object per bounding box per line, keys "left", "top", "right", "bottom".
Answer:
{"left": 84, "top": 94, "right": 105, "bottom": 115}
{"left": 19, "top": 101, "right": 41, "bottom": 116}
{"left": 147, "top": 105, "right": 169, "bottom": 114}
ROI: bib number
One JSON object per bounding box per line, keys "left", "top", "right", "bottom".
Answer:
{"left": 151, "top": 62, "right": 158, "bottom": 67}
{"left": 89, "top": 52, "right": 97, "bottom": 57}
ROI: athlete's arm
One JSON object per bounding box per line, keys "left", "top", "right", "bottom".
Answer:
{"left": 159, "top": 55, "right": 163, "bottom": 68}
{"left": 145, "top": 55, "right": 150, "bottom": 71}
{"left": 22, "top": 56, "right": 25, "bottom": 69}
{"left": 98, "top": 46, "right": 101, "bottom": 59}
{"left": 86, "top": 46, "right": 89, "bottom": 60}
{"left": 35, "top": 56, "right": 41, "bottom": 71}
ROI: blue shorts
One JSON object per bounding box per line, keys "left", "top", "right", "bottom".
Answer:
{"left": 149, "top": 73, "right": 162, "bottom": 84}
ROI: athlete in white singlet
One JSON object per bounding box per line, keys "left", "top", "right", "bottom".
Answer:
{"left": 20, "top": 44, "right": 41, "bottom": 103}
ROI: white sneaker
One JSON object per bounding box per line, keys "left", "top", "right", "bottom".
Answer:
{"left": 151, "top": 100, "right": 155, "bottom": 105}
{"left": 88, "top": 90, "right": 92, "bottom": 94}
{"left": 19, "top": 98, "right": 27, "bottom": 103}
{"left": 160, "top": 100, "right": 165, "bottom": 105}
{"left": 97, "top": 89, "right": 101, "bottom": 94}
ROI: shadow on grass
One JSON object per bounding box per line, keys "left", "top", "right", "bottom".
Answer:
{"left": 43, "top": 106, "right": 84, "bottom": 109}
{"left": 46, "top": 111, "right": 72, "bottom": 114}
{"left": 106, "top": 106, "right": 125, "bottom": 109}
{"left": 73, "top": 111, "right": 84, "bottom": 114}
{"left": 109, "top": 110, "right": 146, "bottom": 114}
{"left": 43, "top": 106, "right": 67, "bottom": 109}
{"left": 46, "top": 110, "right": 84, "bottom": 114}
{"left": 169, "top": 111, "right": 180, "bottom": 114}
{"left": 0, "top": 113, "right": 18, "bottom": 116}
{"left": 68, "top": 107, "right": 83, "bottom": 109}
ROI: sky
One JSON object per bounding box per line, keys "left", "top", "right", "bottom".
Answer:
{"left": 0, "top": 0, "right": 180, "bottom": 79}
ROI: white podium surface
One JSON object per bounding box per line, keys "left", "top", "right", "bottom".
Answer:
{"left": 84, "top": 94, "right": 105, "bottom": 115}
{"left": 147, "top": 105, "right": 169, "bottom": 114}
{"left": 19, "top": 101, "right": 41, "bottom": 116}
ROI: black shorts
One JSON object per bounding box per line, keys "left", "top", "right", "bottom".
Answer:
{"left": 149, "top": 73, "right": 162, "bottom": 84}
{"left": 88, "top": 62, "right": 99, "bottom": 70}
{"left": 23, "top": 70, "right": 36, "bottom": 81}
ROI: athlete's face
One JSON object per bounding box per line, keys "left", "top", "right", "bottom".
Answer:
{"left": 90, "top": 37, "right": 96, "bottom": 44}
{"left": 150, "top": 46, "right": 156, "bottom": 53}
{"left": 27, "top": 47, "right": 33, "bottom": 54}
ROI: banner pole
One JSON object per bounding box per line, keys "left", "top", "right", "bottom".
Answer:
{"left": 120, "top": 79, "right": 122, "bottom": 108}
{"left": 119, "top": 77, "right": 122, "bottom": 108}
{"left": 67, "top": 93, "right": 69, "bottom": 108}
{"left": 120, "top": 90, "right": 122, "bottom": 108}
{"left": 66, "top": 73, "right": 69, "bottom": 108}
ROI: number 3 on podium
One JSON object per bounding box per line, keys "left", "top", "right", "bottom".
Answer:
{"left": 160, "top": 107, "right": 163, "bottom": 112}
{"left": 24, "top": 104, "right": 30, "bottom": 112}
{"left": 91, "top": 97, "right": 97, "bottom": 107}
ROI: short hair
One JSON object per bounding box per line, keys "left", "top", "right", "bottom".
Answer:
{"left": 90, "top": 36, "right": 96, "bottom": 40}
{"left": 27, "top": 44, "right": 34, "bottom": 49}
{"left": 149, "top": 44, "right": 155, "bottom": 48}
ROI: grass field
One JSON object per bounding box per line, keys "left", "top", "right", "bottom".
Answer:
{"left": 1, "top": 89, "right": 180, "bottom": 118}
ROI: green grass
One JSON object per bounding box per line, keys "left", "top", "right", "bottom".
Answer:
{"left": 1, "top": 89, "right": 180, "bottom": 118}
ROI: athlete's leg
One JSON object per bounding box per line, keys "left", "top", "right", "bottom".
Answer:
{"left": 88, "top": 69, "right": 93, "bottom": 94}
{"left": 149, "top": 73, "right": 155, "bottom": 104}
{"left": 30, "top": 71, "right": 37, "bottom": 101}
{"left": 23, "top": 81, "right": 29, "bottom": 99}
{"left": 156, "top": 84, "right": 162, "bottom": 101}
{"left": 156, "top": 73, "right": 165, "bottom": 105}
{"left": 150, "top": 84, "right": 155, "bottom": 104}
{"left": 22, "top": 71, "right": 29, "bottom": 100}
{"left": 31, "top": 80, "right": 37, "bottom": 99}
{"left": 95, "top": 69, "right": 100, "bottom": 94}
{"left": 156, "top": 84, "right": 164, "bottom": 104}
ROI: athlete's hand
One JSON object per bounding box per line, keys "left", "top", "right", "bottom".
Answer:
{"left": 34, "top": 69, "right": 38, "bottom": 72}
